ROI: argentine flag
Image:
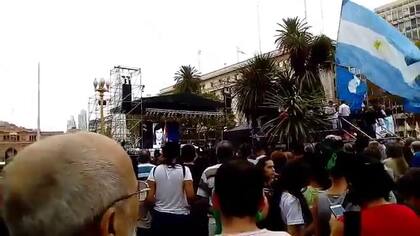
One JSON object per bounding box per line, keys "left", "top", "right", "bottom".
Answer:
{"left": 336, "top": 0, "right": 420, "bottom": 103}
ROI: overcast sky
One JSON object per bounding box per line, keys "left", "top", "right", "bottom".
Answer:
{"left": 0, "top": 0, "right": 393, "bottom": 131}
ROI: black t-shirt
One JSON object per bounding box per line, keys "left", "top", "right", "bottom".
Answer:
{"left": 183, "top": 163, "right": 201, "bottom": 193}
{"left": 0, "top": 218, "right": 9, "bottom": 236}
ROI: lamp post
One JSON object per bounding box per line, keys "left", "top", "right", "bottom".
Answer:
{"left": 93, "top": 78, "right": 110, "bottom": 134}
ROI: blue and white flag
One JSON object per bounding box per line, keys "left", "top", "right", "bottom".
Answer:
{"left": 336, "top": 0, "right": 420, "bottom": 104}
{"left": 336, "top": 66, "right": 367, "bottom": 111}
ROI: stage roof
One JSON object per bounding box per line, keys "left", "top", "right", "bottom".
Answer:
{"left": 113, "top": 93, "right": 224, "bottom": 117}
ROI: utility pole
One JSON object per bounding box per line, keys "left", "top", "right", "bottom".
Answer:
{"left": 257, "top": 0, "right": 262, "bottom": 52}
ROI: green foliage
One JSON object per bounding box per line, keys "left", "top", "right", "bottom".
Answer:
{"left": 275, "top": 18, "right": 333, "bottom": 91}
{"left": 275, "top": 17, "right": 312, "bottom": 75}
{"left": 174, "top": 65, "right": 201, "bottom": 94}
{"left": 262, "top": 67, "right": 328, "bottom": 145}
{"left": 233, "top": 53, "right": 277, "bottom": 128}
{"left": 201, "top": 92, "right": 221, "bottom": 102}
{"left": 259, "top": 17, "right": 332, "bottom": 145}
{"left": 415, "top": 41, "right": 420, "bottom": 48}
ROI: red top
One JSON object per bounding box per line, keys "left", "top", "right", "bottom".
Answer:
{"left": 361, "top": 204, "right": 420, "bottom": 236}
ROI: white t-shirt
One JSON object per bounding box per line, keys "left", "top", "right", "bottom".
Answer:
{"left": 338, "top": 104, "right": 351, "bottom": 117}
{"left": 197, "top": 164, "right": 222, "bottom": 204}
{"left": 217, "top": 229, "right": 290, "bottom": 236}
{"left": 147, "top": 164, "right": 192, "bottom": 215}
{"left": 279, "top": 192, "right": 305, "bottom": 226}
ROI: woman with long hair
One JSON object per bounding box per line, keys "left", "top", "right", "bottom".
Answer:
{"left": 256, "top": 156, "right": 276, "bottom": 193}
{"left": 146, "top": 142, "right": 195, "bottom": 236}
{"left": 383, "top": 142, "right": 409, "bottom": 181}
{"left": 263, "top": 160, "right": 313, "bottom": 236}
{"left": 312, "top": 152, "right": 351, "bottom": 236}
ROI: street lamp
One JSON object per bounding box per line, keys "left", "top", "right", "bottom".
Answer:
{"left": 93, "top": 78, "right": 110, "bottom": 134}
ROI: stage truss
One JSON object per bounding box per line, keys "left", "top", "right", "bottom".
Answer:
{"left": 88, "top": 65, "right": 144, "bottom": 145}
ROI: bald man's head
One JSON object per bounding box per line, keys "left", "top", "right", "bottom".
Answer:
{"left": 1, "top": 132, "right": 139, "bottom": 236}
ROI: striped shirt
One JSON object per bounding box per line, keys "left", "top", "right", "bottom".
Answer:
{"left": 138, "top": 163, "right": 155, "bottom": 180}
{"left": 197, "top": 164, "right": 221, "bottom": 204}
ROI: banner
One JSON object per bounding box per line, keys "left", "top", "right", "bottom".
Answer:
{"left": 336, "top": 65, "right": 367, "bottom": 111}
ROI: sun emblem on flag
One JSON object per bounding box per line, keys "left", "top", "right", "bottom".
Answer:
{"left": 373, "top": 39, "right": 382, "bottom": 50}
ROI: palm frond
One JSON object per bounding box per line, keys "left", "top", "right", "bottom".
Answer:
{"left": 233, "top": 53, "right": 277, "bottom": 125}
{"left": 174, "top": 65, "right": 201, "bottom": 94}
{"left": 275, "top": 17, "right": 312, "bottom": 74}
{"left": 262, "top": 73, "right": 328, "bottom": 145}
{"left": 309, "top": 35, "right": 333, "bottom": 70}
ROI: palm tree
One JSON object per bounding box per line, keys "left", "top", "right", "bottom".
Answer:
{"left": 260, "top": 17, "right": 332, "bottom": 145}
{"left": 262, "top": 66, "right": 327, "bottom": 146}
{"left": 233, "top": 53, "right": 277, "bottom": 130}
{"left": 174, "top": 65, "right": 201, "bottom": 94}
{"left": 275, "top": 17, "right": 333, "bottom": 90}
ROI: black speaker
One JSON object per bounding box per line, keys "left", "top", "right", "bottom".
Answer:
{"left": 122, "top": 83, "right": 132, "bottom": 113}
{"left": 142, "top": 122, "right": 153, "bottom": 149}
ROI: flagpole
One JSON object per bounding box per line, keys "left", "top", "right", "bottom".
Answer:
{"left": 320, "top": 0, "right": 325, "bottom": 34}
{"left": 257, "top": 0, "right": 262, "bottom": 52}
{"left": 304, "top": 0, "right": 307, "bottom": 19}
{"left": 37, "top": 62, "right": 41, "bottom": 141}
{"left": 236, "top": 46, "right": 240, "bottom": 62}
{"left": 335, "top": 0, "right": 346, "bottom": 102}
{"left": 197, "top": 50, "right": 202, "bottom": 71}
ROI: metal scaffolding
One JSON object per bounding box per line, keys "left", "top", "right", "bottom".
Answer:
{"left": 88, "top": 65, "right": 143, "bottom": 146}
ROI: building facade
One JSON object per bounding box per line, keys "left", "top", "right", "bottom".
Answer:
{"left": 67, "top": 115, "right": 76, "bottom": 131}
{"left": 78, "top": 109, "right": 88, "bottom": 131}
{"left": 376, "top": 0, "right": 420, "bottom": 40}
{"left": 0, "top": 121, "right": 63, "bottom": 166}
{"left": 160, "top": 49, "right": 336, "bottom": 124}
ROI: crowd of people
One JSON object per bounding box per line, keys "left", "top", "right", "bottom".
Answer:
{"left": 324, "top": 100, "right": 401, "bottom": 140}
{"left": 0, "top": 132, "right": 420, "bottom": 236}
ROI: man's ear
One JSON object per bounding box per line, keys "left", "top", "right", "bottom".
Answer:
{"left": 211, "top": 193, "right": 220, "bottom": 210}
{"left": 100, "top": 207, "right": 116, "bottom": 236}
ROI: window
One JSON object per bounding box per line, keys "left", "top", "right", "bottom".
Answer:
{"left": 3, "top": 135, "right": 9, "bottom": 141}
{"left": 399, "top": 22, "right": 405, "bottom": 31}
{"left": 413, "top": 30, "right": 419, "bottom": 40}
{"left": 16, "top": 135, "right": 20, "bottom": 141}
{"left": 410, "top": 6, "right": 415, "bottom": 15}
{"left": 398, "top": 7, "right": 410, "bottom": 18}
{"left": 412, "top": 18, "right": 417, "bottom": 28}
{"left": 210, "top": 82, "right": 214, "bottom": 88}
{"left": 406, "top": 31, "right": 412, "bottom": 39}
{"left": 416, "top": 4, "right": 420, "bottom": 14}
{"left": 398, "top": 8, "right": 403, "bottom": 19}
{"left": 386, "top": 13, "right": 392, "bottom": 21}
{"left": 406, "top": 20, "right": 411, "bottom": 30}
{"left": 392, "top": 10, "right": 398, "bottom": 20}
